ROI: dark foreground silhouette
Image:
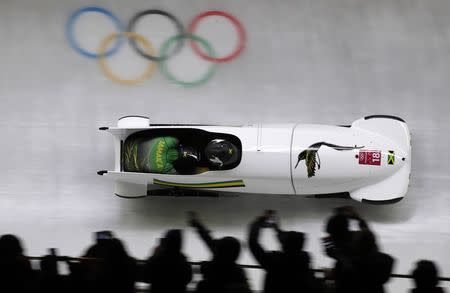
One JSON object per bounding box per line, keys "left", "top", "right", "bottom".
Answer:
{"left": 0, "top": 207, "right": 446, "bottom": 293}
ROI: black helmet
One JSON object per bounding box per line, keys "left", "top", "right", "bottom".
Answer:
{"left": 205, "top": 139, "right": 239, "bottom": 168}
{"left": 179, "top": 145, "right": 200, "bottom": 163}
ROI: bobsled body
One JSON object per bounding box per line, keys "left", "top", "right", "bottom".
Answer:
{"left": 99, "top": 115, "right": 411, "bottom": 204}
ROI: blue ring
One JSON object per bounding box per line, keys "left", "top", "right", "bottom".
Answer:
{"left": 66, "top": 6, "right": 125, "bottom": 59}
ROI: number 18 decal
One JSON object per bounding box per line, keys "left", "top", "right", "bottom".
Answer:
{"left": 359, "top": 150, "right": 382, "bottom": 166}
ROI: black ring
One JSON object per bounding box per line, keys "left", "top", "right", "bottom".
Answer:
{"left": 127, "top": 9, "right": 185, "bottom": 61}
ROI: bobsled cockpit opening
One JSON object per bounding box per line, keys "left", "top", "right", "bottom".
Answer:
{"left": 121, "top": 128, "right": 242, "bottom": 175}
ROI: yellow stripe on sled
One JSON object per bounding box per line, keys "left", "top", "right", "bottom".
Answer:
{"left": 153, "top": 179, "right": 245, "bottom": 189}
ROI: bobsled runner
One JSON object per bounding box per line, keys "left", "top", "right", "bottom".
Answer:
{"left": 98, "top": 115, "right": 411, "bottom": 204}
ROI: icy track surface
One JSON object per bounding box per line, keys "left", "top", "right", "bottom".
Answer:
{"left": 0, "top": 0, "right": 449, "bottom": 291}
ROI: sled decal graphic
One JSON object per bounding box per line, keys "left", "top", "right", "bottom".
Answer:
{"left": 387, "top": 150, "right": 395, "bottom": 165}
{"left": 359, "top": 150, "right": 382, "bottom": 166}
{"left": 295, "top": 142, "right": 364, "bottom": 178}
{"left": 153, "top": 179, "right": 245, "bottom": 188}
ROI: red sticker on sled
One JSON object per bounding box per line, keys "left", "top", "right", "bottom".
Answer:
{"left": 359, "top": 150, "right": 381, "bottom": 166}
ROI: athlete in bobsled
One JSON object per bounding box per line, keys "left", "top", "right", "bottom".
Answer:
{"left": 122, "top": 136, "right": 239, "bottom": 175}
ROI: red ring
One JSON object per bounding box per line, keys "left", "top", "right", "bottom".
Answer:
{"left": 188, "top": 10, "right": 246, "bottom": 63}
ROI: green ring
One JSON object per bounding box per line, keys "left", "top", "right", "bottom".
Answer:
{"left": 159, "top": 34, "right": 217, "bottom": 87}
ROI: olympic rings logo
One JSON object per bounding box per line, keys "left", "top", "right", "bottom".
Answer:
{"left": 65, "top": 7, "right": 247, "bottom": 87}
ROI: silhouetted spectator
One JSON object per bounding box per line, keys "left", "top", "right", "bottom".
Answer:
{"left": 351, "top": 230, "right": 394, "bottom": 293}
{"left": 249, "top": 210, "right": 318, "bottom": 293}
{"left": 75, "top": 231, "right": 115, "bottom": 293}
{"left": 411, "top": 260, "right": 446, "bottom": 293}
{"left": 69, "top": 231, "right": 136, "bottom": 293}
{"left": 144, "top": 229, "right": 192, "bottom": 293}
{"left": 189, "top": 212, "right": 251, "bottom": 293}
{"left": 324, "top": 206, "right": 369, "bottom": 260}
{"left": 322, "top": 207, "right": 370, "bottom": 293}
{"left": 107, "top": 238, "right": 137, "bottom": 293}
{"left": 0, "top": 234, "right": 35, "bottom": 293}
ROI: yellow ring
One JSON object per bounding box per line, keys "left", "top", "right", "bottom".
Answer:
{"left": 97, "top": 32, "right": 157, "bottom": 85}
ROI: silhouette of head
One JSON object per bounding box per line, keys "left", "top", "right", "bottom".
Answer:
{"left": 0, "top": 234, "right": 24, "bottom": 258}
{"left": 215, "top": 236, "right": 241, "bottom": 263}
{"left": 278, "top": 231, "right": 305, "bottom": 254}
{"left": 326, "top": 214, "right": 349, "bottom": 239}
{"left": 412, "top": 260, "right": 439, "bottom": 289}
{"left": 162, "top": 229, "right": 182, "bottom": 253}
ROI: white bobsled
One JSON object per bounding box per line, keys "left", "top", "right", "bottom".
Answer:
{"left": 98, "top": 115, "right": 411, "bottom": 204}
